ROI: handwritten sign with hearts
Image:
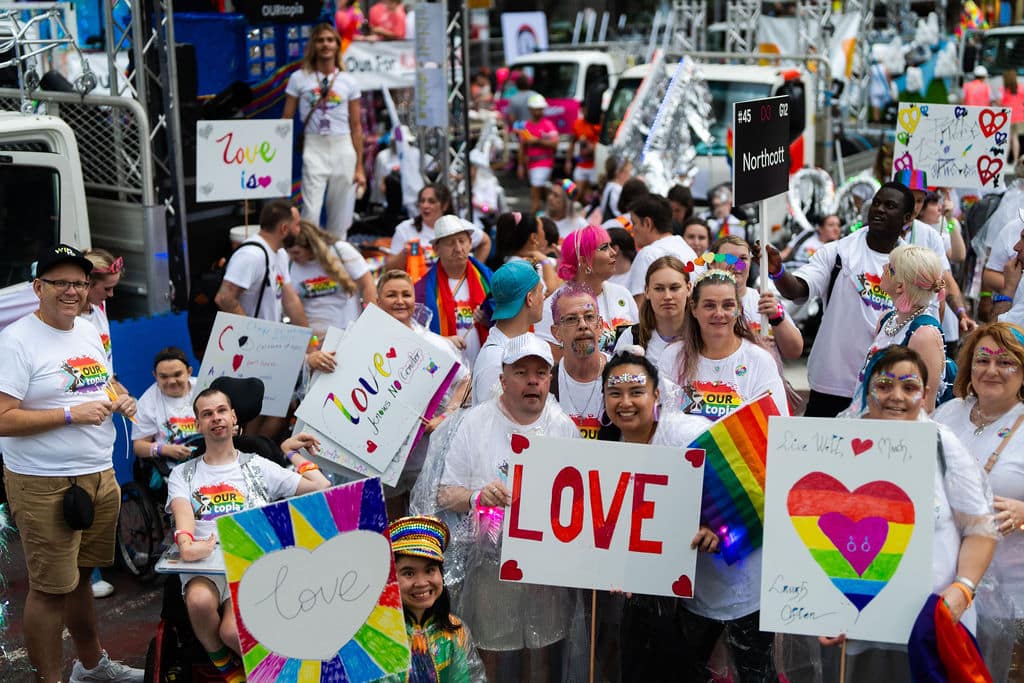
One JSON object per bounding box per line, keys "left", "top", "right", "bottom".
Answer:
{"left": 196, "top": 313, "right": 311, "bottom": 417}
{"left": 195, "top": 119, "right": 293, "bottom": 202}
{"left": 760, "top": 417, "right": 935, "bottom": 644}
{"left": 499, "top": 423, "right": 707, "bottom": 597}
{"left": 295, "top": 305, "right": 461, "bottom": 470}
{"left": 892, "top": 102, "right": 1011, "bottom": 189}
{"left": 218, "top": 478, "right": 410, "bottom": 680}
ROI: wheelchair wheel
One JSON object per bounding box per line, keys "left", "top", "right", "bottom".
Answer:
{"left": 117, "top": 481, "right": 162, "bottom": 578}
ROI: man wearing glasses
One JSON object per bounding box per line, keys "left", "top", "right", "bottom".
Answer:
{"left": 0, "top": 244, "right": 142, "bottom": 682}
{"left": 548, "top": 283, "right": 606, "bottom": 439}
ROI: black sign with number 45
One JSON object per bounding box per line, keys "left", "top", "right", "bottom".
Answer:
{"left": 732, "top": 95, "right": 790, "bottom": 205}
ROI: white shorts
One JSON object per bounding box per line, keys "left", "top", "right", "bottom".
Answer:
{"left": 528, "top": 166, "right": 553, "bottom": 188}
{"left": 182, "top": 573, "right": 230, "bottom": 604}
{"left": 573, "top": 165, "right": 597, "bottom": 184}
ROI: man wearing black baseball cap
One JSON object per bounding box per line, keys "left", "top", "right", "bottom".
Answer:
{"left": 0, "top": 243, "right": 142, "bottom": 681}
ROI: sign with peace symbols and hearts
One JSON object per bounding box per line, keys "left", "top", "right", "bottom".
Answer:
{"left": 294, "top": 305, "right": 461, "bottom": 471}
{"left": 498, "top": 434, "right": 706, "bottom": 597}
{"left": 892, "top": 102, "right": 1011, "bottom": 190}
{"left": 196, "top": 119, "right": 293, "bottom": 202}
{"left": 759, "top": 417, "right": 936, "bottom": 643}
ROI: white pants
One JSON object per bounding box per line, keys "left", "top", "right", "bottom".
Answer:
{"left": 301, "top": 133, "right": 357, "bottom": 239}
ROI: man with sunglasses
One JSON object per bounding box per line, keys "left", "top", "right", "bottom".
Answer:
{"left": 0, "top": 245, "right": 142, "bottom": 682}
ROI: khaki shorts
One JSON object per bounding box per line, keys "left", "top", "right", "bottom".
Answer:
{"left": 5, "top": 467, "right": 120, "bottom": 594}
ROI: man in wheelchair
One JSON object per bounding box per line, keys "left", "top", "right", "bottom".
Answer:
{"left": 166, "top": 387, "right": 329, "bottom": 678}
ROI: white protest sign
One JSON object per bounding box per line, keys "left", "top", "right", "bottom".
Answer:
{"left": 196, "top": 312, "right": 311, "bottom": 417}
{"left": 295, "top": 305, "right": 460, "bottom": 470}
{"left": 760, "top": 417, "right": 936, "bottom": 643}
{"left": 218, "top": 479, "right": 411, "bottom": 677}
{"left": 195, "top": 119, "right": 293, "bottom": 202}
{"left": 500, "top": 12, "right": 548, "bottom": 63}
{"left": 498, "top": 434, "right": 706, "bottom": 597}
{"left": 343, "top": 40, "right": 416, "bottom": 90}
{"left": 893, "top": 102, "right": 1011, "bottom": 190}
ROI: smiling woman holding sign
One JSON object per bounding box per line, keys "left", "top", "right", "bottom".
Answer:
{"left": 821, "top": 346, "right": 997, "bottom": 680}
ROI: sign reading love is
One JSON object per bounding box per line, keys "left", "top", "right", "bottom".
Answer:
{"left": 217, "top": 478, "right": 410, "bottom": 680}
{"left": 196, "top": 312, "right": 311, "bottom": 417}
{"left": 196, "top": 119, "right": 293, "bottom": 202}
{"left": 892, "top": 102, "right": 1011, "bottom": 189}
{"left": 499, "top": 432, "right": 706, "bottom": 597}
{"left": 759, "top": 416, "right": 935, "bottom": 643}
{"left": 295, "top": 305, "right": 461, "bottom": 471}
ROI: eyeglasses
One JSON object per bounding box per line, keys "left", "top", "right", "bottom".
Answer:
{"left": 91, "top": 256, "right": 124, "bottom": 275}
{"left": 39, "top": 278, "right": 89, "bottom": 291}
{"left": 558, "top": 312, "right": 600, "bottom": 327}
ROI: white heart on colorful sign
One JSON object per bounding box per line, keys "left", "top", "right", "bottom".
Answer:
{"left": 198, "top": 123, "right": 213, "bottom": 140}
{"left": 236, "top": 530, "right": 391, "bottom": 660}
{"left": 276, "top": 180, "right": 290, "bottom": 195}
{"left": 199, "top": 183, "right": 214, "bottom": 196}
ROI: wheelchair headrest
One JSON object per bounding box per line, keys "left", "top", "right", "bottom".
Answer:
{"left": 210, "top": 376, "right": 264, "bottom": 426}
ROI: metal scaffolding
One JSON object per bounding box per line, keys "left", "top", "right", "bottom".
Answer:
{"left": 724, "top": 0, "right": 761, "bottom": 54}
{"left": 845, "top": 0, "right": 876, "bottom": 128}
{"left": 662, "top": 0, "right": 708, "bottom": 54}
{"left": 796, "top": 0, "right": 833, "bottom": 57}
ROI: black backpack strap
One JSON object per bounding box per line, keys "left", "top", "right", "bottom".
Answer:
{"left": 825, "top": 253, "right": 843, "bottom": 306}
{"left": 550, "top": 362, "right": 560, "bottom": 401}
{"left": 231, "top": 242, "right": 271, "bottom": 319}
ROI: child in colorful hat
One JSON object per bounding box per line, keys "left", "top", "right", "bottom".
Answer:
{"left": 388, "top": 516, "right": 485, "bottom": 682}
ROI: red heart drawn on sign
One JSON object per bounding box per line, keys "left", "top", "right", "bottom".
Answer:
{"left": 851, "top": 438, "right": 873, "bottom": 456}
{"left": 671, "top": 574, "right": 693, "bottom": 598}
{"left": 978, "top": 156, "right": 1004, "bottom": 187}
{"left": 386, "top": 347, "right": 397, "bottom": 359}
{"left": 685, "top": 448, "right": 705, "bottom": 468}
{"left": 979, "top": 109, "right": 1009, "bottom": 138}
{"left": 511, "top": 434, "right": 530, "bottom": 454}
{"left": 366, "top": 440, "right": 378, "bottom": 453}
{"left": 500, "top": 560, "right": 524, "bottom": 581}
{"left": 232, "top": 354, "right": 243, "bottom": 371}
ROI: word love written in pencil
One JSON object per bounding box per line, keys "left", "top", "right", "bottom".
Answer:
{"left": 507, "top": 464, "right": 668, "bottom": 553}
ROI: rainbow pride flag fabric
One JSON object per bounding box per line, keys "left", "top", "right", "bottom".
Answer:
{"left": 688, "top": 393, "right": 780, "bottom": 564}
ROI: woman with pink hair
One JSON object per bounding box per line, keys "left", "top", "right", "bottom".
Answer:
{"left": 536, "top": 224, "right": 639, "bottom": 358}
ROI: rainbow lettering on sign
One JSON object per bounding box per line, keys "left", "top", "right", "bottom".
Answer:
{"left": 856, "top": 272, "right": 892, "bottom": 311}
{"left": 787, "top": 472, "right": 915, "bottom": 612}
{"left": 324, "top": 350, "right": 395, "bottom": 427}
{"left": 61, "top": 355, "right": 109, "bottom": 393}
{"left": 216, "top": 131, "right": 280, "bottom": 192}
{"left": 301, "top": 276, "right": 339, "bottom": 299}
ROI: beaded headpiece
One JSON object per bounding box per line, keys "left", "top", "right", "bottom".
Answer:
{"left": 388, "top": 516, "right": 450, "bottom": 562}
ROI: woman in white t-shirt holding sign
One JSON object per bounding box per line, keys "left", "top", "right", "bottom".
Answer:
{"left": 282, "top": 23, "right": 365, "bottom": 239}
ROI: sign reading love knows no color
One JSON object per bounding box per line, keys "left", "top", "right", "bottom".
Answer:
{"left": 295, "top": 305, "right": 461, "bottom": 471}
{"left": 759, "top": 416, "right": 935, "bottom": 643}
{"left": 217, "top": 478, "right": 410, "bottom": 680}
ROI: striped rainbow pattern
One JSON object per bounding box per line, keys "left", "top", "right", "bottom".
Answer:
{"left": 688, "top": 394, "right": 780, "bottom": 564}
{"left": 219, "top": 479, "right": 409, "bottom": 681}
{"left": 787, "top": 472, "right": 915, "bottom": 612}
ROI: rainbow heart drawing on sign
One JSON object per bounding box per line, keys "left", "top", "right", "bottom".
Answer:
{"left": 786, "top": 472, "right": 915, "bottom": 612}
{"left": 218, "top": 479, "right": 409, "bottom": 681}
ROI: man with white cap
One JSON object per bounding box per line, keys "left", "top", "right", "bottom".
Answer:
{"left": 963, "top": 65, "right": 993, "bottom": 107}
{"left": 414, "top": 214, "right": 494, "bottom": 366}
{"left": 439, "top": 333, "right": 577, "bottom": 680}
{"left": 518, "top": 93, "right": 559, "bottom": 213}
{"left": 472, "top": 261, "right": 544, "bottom": 405}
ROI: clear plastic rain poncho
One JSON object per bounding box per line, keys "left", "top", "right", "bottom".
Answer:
{"left": 410, "top": 397, "right": 593, "bottom": 681}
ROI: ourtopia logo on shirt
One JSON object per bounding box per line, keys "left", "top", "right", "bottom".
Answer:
{"left": 164, "top": 416, "right": 198, "bottom": 444}
{"left": 192, "top": 482, "right": 246, "bottom": 518}
{"left": 685, "top": 380, "right": 743, "bottom": 419}
{"left": 61, "top": 355, "right": 109, "bottom": 393}
{"left": 856, "top": 272, "right": 892, "bottom": 311}
{"left": 300, "top": 276, "right": 338, "bottom": 298}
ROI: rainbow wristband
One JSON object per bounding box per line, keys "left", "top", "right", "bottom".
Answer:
{"left": 768, "top": 263, "right": 786, "bottom": 280}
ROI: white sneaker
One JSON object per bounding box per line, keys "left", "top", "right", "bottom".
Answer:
{"left": 69, "top": 651, "right": 143, "bottom": 682}
{"left": 91, "top": 579, "right": 115, "bottom": 599}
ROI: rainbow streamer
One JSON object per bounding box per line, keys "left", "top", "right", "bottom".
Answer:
{"left": 218, "top": 479, "right": 409, "bottom": 681}
{"left": 688, "top": 394, "right": 780, "bottom": 564}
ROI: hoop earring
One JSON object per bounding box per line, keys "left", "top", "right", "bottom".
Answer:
{"left": 599, "top": 411, "right": 613, "bottom": 427}
{"left": 653, "top": 403, "right": 661, "bottom": 422}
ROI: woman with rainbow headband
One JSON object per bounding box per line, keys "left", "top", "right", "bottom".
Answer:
{"left": 658, "top": 267, "right": 788, "bottom": 681}
{"left": 386, "top": 516, "right": 486, "bottom": 682}
{"left": 536, "top": 224, "right": 638, "bottom": 358}
{"left": 934, "top": 322, "right": 1024, "bottom": 681}
{"left": 820, "top": 345, "right": 997, "bottom": 681}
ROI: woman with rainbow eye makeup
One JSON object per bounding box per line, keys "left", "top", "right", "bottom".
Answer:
{"left": 595, "top": 351, "right": 717, "bottom": 679}
{"left": 821, "top": 346, "right": 998, "bottom": 680}
{"left": 935, "top": 322, "right": 1024, "bottom": 681}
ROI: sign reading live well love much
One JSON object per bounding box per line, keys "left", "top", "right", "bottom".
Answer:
{"left": 195, "top": 119, "right": 293, "bottom": 202}
{"left": 759, "top": 417, "right": 935, "bottom": 644}
{"left": 218, "top": 478, "right": 411, "bottom": 680}
{"left": 498, "top": 434, "right": 706, "bottom": 597}
{"left": 196, "top": 313, "right": 311, "bottom": 418}
{"left": 294, "top": 305, "right": 461, "bottom": 471}
{"left": 893, "top": 102, "right": 1011, "bottom": 190}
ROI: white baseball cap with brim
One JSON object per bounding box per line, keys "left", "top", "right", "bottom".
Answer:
{"left": 527, "top": 94, "right": 548, "bottom": 110}
{"left": 430, "top": 215, "right": 475, "bottom": 246}
{"left": 502, "top": 333, "right": 554, "bottom": 367}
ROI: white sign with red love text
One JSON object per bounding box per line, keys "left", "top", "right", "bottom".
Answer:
{"left": 499, "top": 434, "right": 706, "bottom": 597}
{"left": 196, "top": 119, "right": 293, "bottom": 202}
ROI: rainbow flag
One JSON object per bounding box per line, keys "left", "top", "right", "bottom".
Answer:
{"left": 688, "top": 393, "right": 780, "bottom": 564}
